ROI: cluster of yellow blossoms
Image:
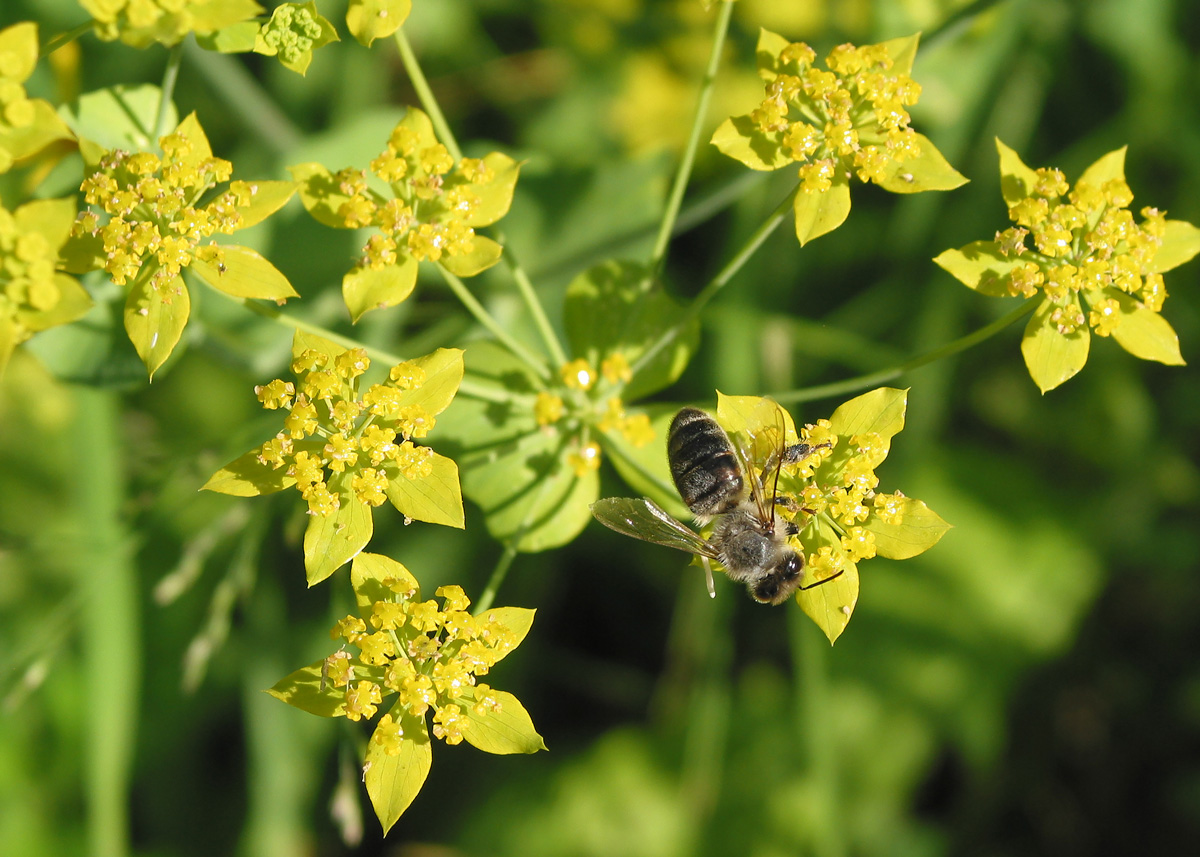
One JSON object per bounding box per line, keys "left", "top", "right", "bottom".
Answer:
{"left": 996, "top": 167, "right": 1167, "bottom": 337}
{"left": 253, "top": 344, "right": 441, "bottom": 516}
{"left": 329, "top": 581, "right": 515, "bottom": 749}
{"left": 74, "top": 124, "right": 247, "bottom": 290}
{"left": 747, "top": 35, "right": 923, "bottom": 190}
{"left": 534, "top": 353, "right": 655, "bottom": 477}
{"left": 80, "top": 0, "right": 263, "bottom": 47}
{"left": 778, "top": 418, "right": 910, "bottom": 579}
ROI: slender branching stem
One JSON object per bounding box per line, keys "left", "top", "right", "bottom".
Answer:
{"left": 770, "top": 295, "right": 1042, "bottom": 405}
{"left": 650, "top": 0, "right": 735, "bottom": 274}
{"left": 154, "top": 42, "right": 184, "bottom": 141}
{"left": 394, "top": 28, "right": 462, "bottom": 162}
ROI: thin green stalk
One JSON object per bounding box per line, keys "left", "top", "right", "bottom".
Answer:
{"left": 154, "top": 42, "right": 185, "bottom": 141}
{"left": 183, "top": 38, "right": 302, "bottom": 155}
{"left": 394, "top": 28, "right": 462, "bottom": 162}
{"left": 40, "top": 20, "right": 93, "bottom": 56}
{"left": 789, "top": 610, "right": 844, "bottom": 857}
{"left": 436, "top": 266, "right": 551, "bottom": 379}
{"left": 630, "top": 185, "right": 798, "bottom": 378}
{"left": 201, "top": 284, "right": 536, "bottom": 405}
{"left": 650, "top": 0, "right": 734, "bottom": 271}
{"left": 770, "top": 295, "right": 1041, "bottom": 405}
{"left": 472, "top": 542, "right": 517, "bottom": 615}
{"left": 75, "top": 389, "right": 138, "bottom": 857}
{"left": 501, "top": 244, "right": 569, "bottom": 367}
{"left": 924, "top": 0, "right": 1011, "bottom": 48}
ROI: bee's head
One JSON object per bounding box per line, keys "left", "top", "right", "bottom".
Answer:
{"left": 750, "top": 550, "right": 804, "bottom": 605}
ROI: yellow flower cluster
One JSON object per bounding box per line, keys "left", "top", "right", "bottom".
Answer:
{"left": 328, "top": 582, "right": 514, "bottom": 749}
{"left": 996, "top": 167, "right": 1168, "bottom": 337}
{"left": 0, "top": 30, "right": 35, "bottom": 133}
{"left": 536, "top": 353, "right": 656, "bottom": 475}
{"left": 73, "top": 127, "right": 251, "bottom": 291}
{"left": 254, "top": 346, "right": 438, "bottom": 516}
{"left": 750, "top": 38, "right": 923, "bottom": 189}
{"left": 0, "top": 205, "right": 70, "bottom": 339}
{"left": 80, "top": 0, "right": 262, "bottom": 47}
{"left": 780, "top": 420, "right": 908, "bottom": 567}
{"left": 336, "top": 126, "right": 495, "bottom": 269}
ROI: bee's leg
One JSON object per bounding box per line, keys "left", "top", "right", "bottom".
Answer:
{"left": 701, "top": 556, "right": 716, "bottom": 598}
{"left": 782, "top": 441, "right": 831, "bottom": 465}
{"left": 773, "top": 495, "right": 800, "bottom": 513}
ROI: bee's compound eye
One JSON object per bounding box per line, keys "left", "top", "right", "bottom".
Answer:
{"left": 751, "top": 552, "right": 804, "bottom": 605}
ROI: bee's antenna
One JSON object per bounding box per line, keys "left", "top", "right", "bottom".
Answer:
{"left": 798, "top": 569, "right": 845, "bottom": 590}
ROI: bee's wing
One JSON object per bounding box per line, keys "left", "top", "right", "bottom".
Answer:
{"left": 591, "top": 497, "right": 720, "bottom": 559}
{"left": 733, "top": 403, "right": 788, "bottom": 526}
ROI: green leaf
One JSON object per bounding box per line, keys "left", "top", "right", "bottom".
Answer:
{"left": 184, "top": 0, "right": 264, "bottom": 36}
{"left": 0, "top": 23, "right": 38, "bottom": 83}
{"left": 865, "top": 496, "right": 951, "bottom": 560}
{"left": 793, "top": 178, "right": 851, "bottom": 246}
{"left": 601, "top": 404, "right": 684, "bottom": 515}
{"left": 996, "top": 138, "right": 1038, "bottom": 207}
{"left": 352, "top": 552, "right": 420, "bottom": 611}
{"left": 0, "top": 318, "right": 17, "bottom": 375}
{"left": 710, "top": 115, "right": 790, "bottom": 172}
{"left": 386, "top": 451, "right": 465, "bottom": 528}
{"left": 459, "top": 689, "right": 547, "bottom": 755}
{"left": 290, "top": 161, "right": 355, "bottom": 229}
{"left": 1107, "top": 289, "right": 1184, "bottom": 365}
{"left": 933, "top": 241, "right": 1025, "bottom": 297}
{"left": 124, "top": 272, "right": 189, "bottom": 378}
{"left": 464, "top": 153, "right": 520, "bottom": 227}
{"left": 59, "top": 229, "right": 106, "bottom": 275}
{"left": 0, "top": 99, "right": 74, "bottom": 165}
{"left": 19, "top": 274, "right": 93, "bottom": 333}
{"left": 1148, "top": 219, "right": 1200, "bottom": 274}
{"left": 755, "top": 27, "right": 795, "bottom": 81}
{"left": 61, "top": 84, "right": 175, "bottom": 153}
{"left": 191, "top": 245, "right": 299, "bottom": 300}
{"left": 438, "top": 344, "right": 598, "bottom": 552}
{"left": 364, "top": 705, "right": 431, "bottom": 835}
{"left": 395, "top": 347, "right": 464, "bottom": 417}
{"left": 304, "top": 477, "right": 373, "bottom": 585}
{"left": 563, "top": 260, "right": 698, "bottom": 400}
{"left": 202, "top": 448, "right": 296, "bottom": 496}
{"left": 881, "top": 32, "right": 920, "bottom": 77}
{"left": 797, "top": 518, "right": 859, "bottom": 644}
{"left": 439, "top": 235, "right": 502, "bottom": 278}
{"left": 292, "top": 328, "right": 346, "bottom": 363}
{"left": 234, "top": 179, "right": 298, "bottom": 229}
{"left": 874, "top": 133, "right": 968, "bottom": 194}
{"left": 195, "top": 21, "right": 261, "bottom": 53}
{"left": 828, "top": 387, "right": 907, "bottom": 445}
{"left": 1021, "top": 300, "right": 1090, "bottom": 393}
{"left": 717, "top": 393, "right": 798, "bottom": 439}
{"left": 342, "top": 258, "right": 418, "bottom": 322}
{"left": 1077, "top": 146, "right": 1127, "bottom": 188}
{"left": 346, "top": 0, "right": 413, "bottom": 47}
{"left": 266, "top": 658, "right": 348, "bottom": 717}
{"left": 13, "top": 197, "right": 76, "bottom": 249}
{"left": 477, "top": 607, "right": 536, "bottom": 659}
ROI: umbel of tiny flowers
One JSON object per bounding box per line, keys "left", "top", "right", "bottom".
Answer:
{"left": 291, "top": 107, "right": 520, "bottom": 322}
{"left": 202, "top": 330, "right": 466, "bottom": 585}
{"left": 0, "top": 198, "right": 93, "bottom": 374}
{"left": 935, "top": 140, "right": 1200, "bottom": 392}
{"left": 267, "top": 553, "right": 545, "bottom": 834}
{"left": 712, "top": 390, "right": 949, "bottom": 643}
{"left": 252, "top": 2, "right": 339, "bottom": 75}
{"left": 711, "top": 29, "right": 966, "bottom": 245}
{"left": 78, "top": 0, "right": 264, "bottom": 48}
{"left": 0, "top": 22, "right": 74, "bottom": 174}
{"left": 60, "top": 113, "right": 299, "bottom": 377}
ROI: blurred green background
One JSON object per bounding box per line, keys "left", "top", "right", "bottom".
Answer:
{"left": 3, "top": 0, "right": 1200, "bottom": 854}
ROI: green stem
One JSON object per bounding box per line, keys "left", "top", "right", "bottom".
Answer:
{"left": 789, "top": 610, "right": 844, "bottom": 857}
{"left": 40, "top": 20, "right": 93, "bottom": 56}
{"left": 770, "top": 295, "right": 1041, "bottom": 405}
{"left": 630, "top": 184, "right": 798, "bottom": 378}
{"left": 924, "top": 0, "right": 1009, "bottom": 47}
{"left": 154, "top": 42, "right": 185, "bottom": 141}
{"left": 501, "top": 243, "right": 569, "bottom": 367}
{"left": 394, "top": 28, "right": 462, "bottom": 162}
{"left": 650, "top": 0, "right": 734, "bottom": 271}
{"left": 472, "top": 542, "right": 517, "bottom": 615}
{"left": 436, "top": 265, "right": 551, "bottom": 379}
{"left": 200, "top": 284, "right": 536, "bottom": 405}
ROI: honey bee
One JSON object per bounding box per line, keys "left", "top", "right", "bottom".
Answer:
{"left": 591, "top": 405, "right": 841, "bottom": 605}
